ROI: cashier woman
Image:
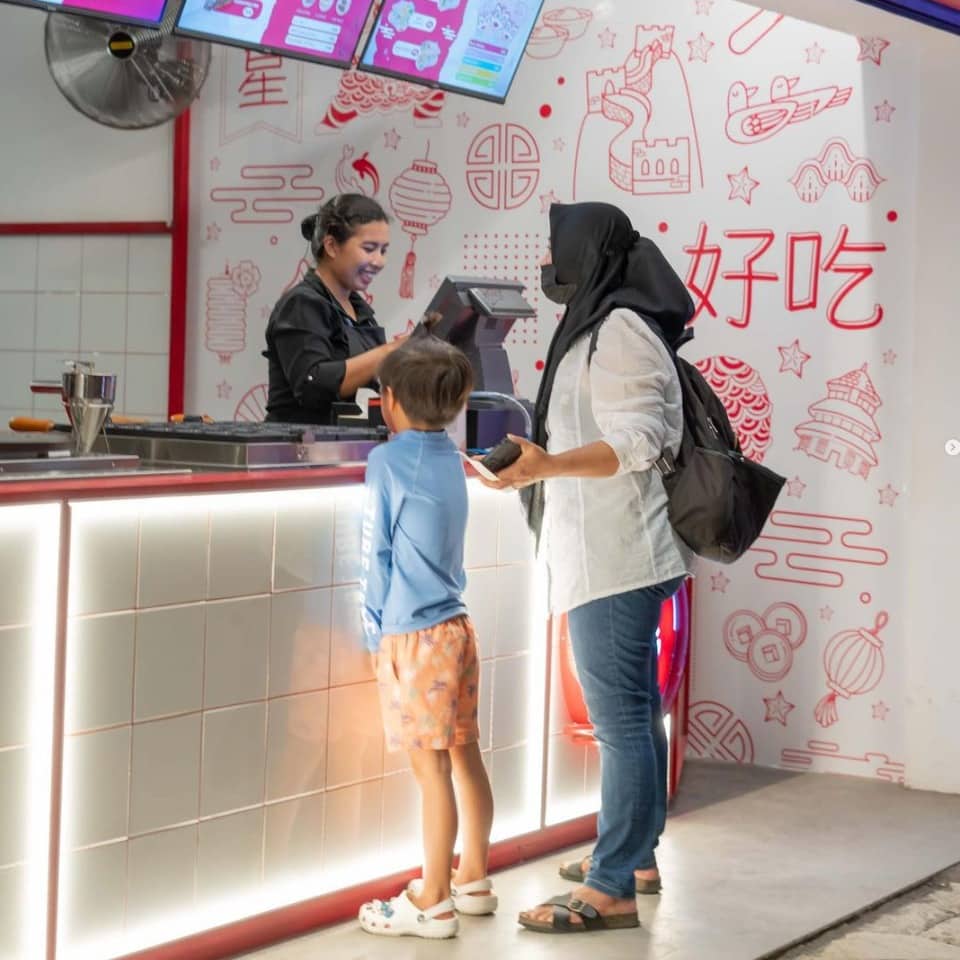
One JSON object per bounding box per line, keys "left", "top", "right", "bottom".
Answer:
{"left": 264, "top": 194, "right": 406, "bottom": 425}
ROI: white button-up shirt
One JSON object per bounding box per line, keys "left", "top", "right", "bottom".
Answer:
{"left": 541, "top": 308, "right": 694, "bottom": 615}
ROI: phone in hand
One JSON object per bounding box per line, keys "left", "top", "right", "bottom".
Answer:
{"left": 480, "top": 438, "right": 523, "bottom": 473}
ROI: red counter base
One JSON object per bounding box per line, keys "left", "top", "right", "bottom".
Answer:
{"left": 127, "top": 815, "right": 598, "bottom": 960}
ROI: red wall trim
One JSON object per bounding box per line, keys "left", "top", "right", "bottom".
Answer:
{"left": 0, "top": 222, "right": 170, "bottom": 235}
{"left": 168, "top": 112, "right": 191, "bottom": 418}
{"left": 124, "top": 815, "right": 597, "bottom": 960}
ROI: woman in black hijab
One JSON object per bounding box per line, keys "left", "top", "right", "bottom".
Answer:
{"left": 483, "top": 202, "right": 695, "bottom": 933}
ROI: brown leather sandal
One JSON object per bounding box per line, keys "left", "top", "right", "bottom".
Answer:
{"left": 518, "top": 894, "right": 639, "bottom": 933}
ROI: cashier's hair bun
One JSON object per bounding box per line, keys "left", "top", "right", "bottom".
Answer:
{"left": 309, "top": 194, "right": 391, "bottom": 261}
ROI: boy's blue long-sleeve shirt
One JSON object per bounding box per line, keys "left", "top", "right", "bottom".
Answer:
{"left": 360, "top": 429, "right": 468, "bottom": 652}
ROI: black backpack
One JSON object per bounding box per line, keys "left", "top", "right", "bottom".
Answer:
{"left": 589, "top": 319, "right": 786, "bottom": 564}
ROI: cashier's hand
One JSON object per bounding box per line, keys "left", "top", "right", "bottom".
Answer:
{"left": 477, "top": 435, "right": 553, "bottom": 491}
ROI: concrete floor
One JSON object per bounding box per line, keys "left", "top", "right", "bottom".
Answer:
{"left": 238, "top": 760, "right": 960, "bottom": 960}
{"left": 777, "top": 863, "right": 960, "bottom": 959}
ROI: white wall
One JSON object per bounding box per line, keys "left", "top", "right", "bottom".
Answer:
{"left": 763, "top": 0, "right": 960, "bottom": 796}
{"left": 0, "top": 4, "right": 172, "bottom": 222}
{"left": 0, "top": 0, "right": 957, "bottom": 793}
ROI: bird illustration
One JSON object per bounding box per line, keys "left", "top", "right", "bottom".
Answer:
{"left": 726, "top": 77, "right": 852, "bottom": 144}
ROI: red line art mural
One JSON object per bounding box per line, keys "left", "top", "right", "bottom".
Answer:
{"left": 727, "top": 9, "right": 784, "bottom": 55}
{"left": 210, "top": 165, "right": 325, "bottom": 224}
{"left": 781, "top": 739, "right": 904, "bottom": 783}
{"left": 790, "top": 139, "right": 885, "bottom": 203}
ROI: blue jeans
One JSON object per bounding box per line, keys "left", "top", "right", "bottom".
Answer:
{"left": 567, "top": 577, "right": 686, "bottom": 900}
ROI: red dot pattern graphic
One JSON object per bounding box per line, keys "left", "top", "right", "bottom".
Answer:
{"left": 535, "top": 360, "right": 545, "bottom": 371}
{"left": 887, "top": 210, "right": 899, "bottom": 222}
{"left": 557, "top": 76, "right": 566, "bottom": 85}
{"left": 540, "top": 104, "right": 553, "bottom": 118}
{"left": 658, "top": 222, "right": 669, "bottom": 233}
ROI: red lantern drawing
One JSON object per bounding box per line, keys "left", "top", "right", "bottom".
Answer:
{"left": 388, "top": 144, "right": 452, "bottom": 300}
{"left": 814, "top": 611, "right": 887, "bottom": 727}
{"left": 205, "top": 259, "right": 262, "bottom": 364}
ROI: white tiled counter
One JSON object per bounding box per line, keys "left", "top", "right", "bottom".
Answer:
{"left": 0, "top": 468, "right": 577, "bottom": 960}
{"left": 0, "top": 466, "right": 690, "bottom": 960}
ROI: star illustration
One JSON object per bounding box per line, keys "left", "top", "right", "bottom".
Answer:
{"left": 882, "top": 349, "right": 897, "bottom": 365}
{"left": 878, "top": 483, "right": 900, "bottom": 507}
{"left": 209, "top": 157, "right": 221, "bottom": 172}
{"left": 805, "top": 42, "right": 826, "bottom": 64}
{"left": 874, "top": 99, "right": 896, "bottom": 123}
{"left": 428, "top": 274, "right": 441, "bottom": 289}
{"left": 695, "top": 0, "right": 714, "bottom": 13}
{"left": 786, "top": 476, "right": 807, "bottom": 498}
{"left": 819, "top": 605, "right": 835, "bottom": 622}
{"left": 778, "top": 339, "right": 811, "bottom": 378}
{"left": 553, "top": 137, "right": 567, "bottom": 152}
{"left": 687, "top": 32, "right": 714, "bottom": 62}
{"left": 727, "top": 166, "right": 759, "bottom": 204}
{"left": 763, "top": 691, "right": 795, "bottom": 726}
{"left": 710, "top": 571, "right": 730, "bottom": 593}
{"left": 858, "top": 36, "right": 890, "bottom": 65}
{"left": 598, "top": 27, "right": 616, "bottom": 49}
{"left": 872, "top": 700, "right": 891, "bottom": 721}
{"left": 456, "top": 112, "right": 470, "bottom": 128}
{"left": 216, "top": 380, "right": 232, "bottom": 400}
{"left": 539, "top": 190, "right": 561, "bottom": 214}
{"left": 205, "top": 223, "right": 222, "bottom": 242}
{"left": 383, "top": 128, "right": 402, "bottom": 150}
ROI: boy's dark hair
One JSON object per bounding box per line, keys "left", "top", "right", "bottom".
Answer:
{"left": 378, "top": 337, "right": 474, "bottom": 430}
{"left": 300, "top": 194, "right": 390, "bottom": 261}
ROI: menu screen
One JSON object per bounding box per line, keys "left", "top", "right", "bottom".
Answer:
{"left": 8, "top": 0, "right": 167, "bottom": 26}
{"left": 175, "top": 0, "right": 375, "bottom": 66}
{"left": 359, "top": 0, "right": 543, "bottom": 103}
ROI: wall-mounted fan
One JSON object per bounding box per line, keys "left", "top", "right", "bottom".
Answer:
{"left": 44, "top": 4, "right": 210, "bottom": 129}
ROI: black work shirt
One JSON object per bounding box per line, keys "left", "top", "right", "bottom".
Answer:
{"left": 263, "top": 272, "right": 387, "bottom": 425}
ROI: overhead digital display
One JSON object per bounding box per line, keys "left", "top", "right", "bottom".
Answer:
{"left": 175, "top": 0, "right": 375, "bottom": 66}
{"left": 5, "top": 0, "right": 167, "bottom": 27}
{"left": 358, "top": 0, "right": 544, "bottom": 103}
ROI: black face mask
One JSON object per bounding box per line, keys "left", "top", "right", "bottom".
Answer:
{"left": 540, "top": 264, "right": 577, "bottom": 304}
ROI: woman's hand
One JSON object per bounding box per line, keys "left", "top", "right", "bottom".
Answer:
{"left": 477, "top": 435, "right": 554, "bottom": 491}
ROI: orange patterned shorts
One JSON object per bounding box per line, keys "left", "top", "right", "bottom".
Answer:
{"left": 375, "top": 615, "right": 480, "bottom": 753}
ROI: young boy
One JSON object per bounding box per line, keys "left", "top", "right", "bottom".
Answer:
{"left": 357, "top": 337, "right": 497, "bottom": 940}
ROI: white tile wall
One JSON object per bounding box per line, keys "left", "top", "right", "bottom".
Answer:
{"left": 322, "top": 780, "right": 382, "bottom": 875}
{"left": 274, "top": 497, "right": 336, "bottom": 591}
{"left": 126, "top": 825, "right": 197, "bottom": 930}
{"left": 68, "top": 511, "right": 139, "bottom": 617}
{"left": 200, "top": 703, "right": 267, "bottom": 817}
{"left": 266, "top": 691, "right": 327, "bottom": 802}
{"left": 52, "top": 483, "right": 552, "bottom": 956}
{"left": 0, "top": 234, "right": 170, "bottom": 424}
{"left": 208, "top": 506, "right": 274, "bottom": 600}
{"left": 264, "top": 792, "right": 324, "bottom": 882}
{"left": 464, "top": 489, "right": 500, "bottom": 570}
{"left": 134, "top": 605, "right": 205, "bottom": 721}
{"left": 129, "top": 714, "right": 201, "bottom": 835}
{"left": 61, "top": 841, "right": 127, "bottom": 945}
{"left": 0, "top": 521, "right": 38, "bottom": 628}
{"left": 0, "top": 627, "right": 29, "bottom": 749}
{"left": 0, "top": 864, "right": 25, "bottom": 957}
{"left": 66, "top": 613, "right": 135, "bottom": 733}
{"left": 325, "top": 682, "right": 383, "bottom": 789}
{"left": 329, "top": 586, "right": 373, "bottom": 687}
{"left": 0, "top": 747, "right": 28, "bottom": 867}
{"left": 63, "top": 727, "right": 130, "bottom": 849}
{"left": 204, "top": 597, "right": 269, "bottom": 709}
{"left": 139, "top": 510, "right": 208, "bottom": 608}
{"left": 491, "top": 655, "right": 530, "bottom": 750}
{"left": 269, "top": 588, "right": 332, "bottom": 697}
{"left": 197, "top": 808, "right": 264, "bottom": 902}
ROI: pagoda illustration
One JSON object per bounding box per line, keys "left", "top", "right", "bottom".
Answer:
{"left": 794, "top": 364, "right": 883, "bottom": 480}
{"left": 794, "top": 364, "right": 882, "bottom": 479}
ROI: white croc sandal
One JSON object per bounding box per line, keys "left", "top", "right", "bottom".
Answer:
{"left": 358, "top": 890, "right": 459, "bottom": 939}
{"left": 408, "top": 876, "right": 498, "bottom": 916}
